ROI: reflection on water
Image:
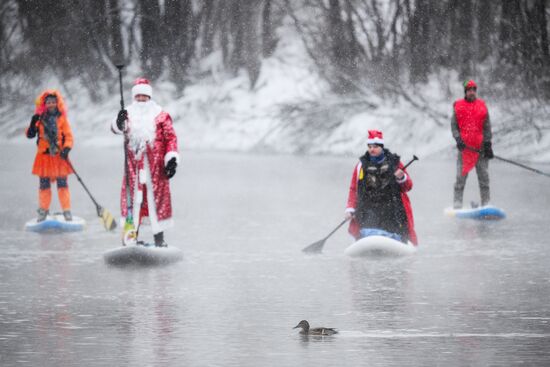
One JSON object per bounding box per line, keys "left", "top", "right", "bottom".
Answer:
{"left": 0, "top": 147, "right": 549, "bottom": 366}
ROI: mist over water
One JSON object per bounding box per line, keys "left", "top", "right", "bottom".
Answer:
{"left": 1, "top": 145, "right": 549, "bottom": 366}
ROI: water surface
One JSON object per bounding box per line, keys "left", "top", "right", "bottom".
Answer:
{"left": 1, "top": 145, "right": 549, "bottom": 366}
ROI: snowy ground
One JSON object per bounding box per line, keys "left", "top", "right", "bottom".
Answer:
{"left": 2, "top": 27, "right": 549, "bottom": 163}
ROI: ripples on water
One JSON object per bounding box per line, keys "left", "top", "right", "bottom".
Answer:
{"left": 1, "top": 148, "right": 549, "bottom": 366}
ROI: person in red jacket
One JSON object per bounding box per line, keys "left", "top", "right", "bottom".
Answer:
{"left": 451, "top": 80, "right": 493, "bottom": 208}
{"left": 112, "top": 78, "right": 179, "bottom": 247}
{"left": 345, "top": 130, "right": 417, "bottom": 245}
{"left": 25, "top": 90, "right": 74, "bottom": 222}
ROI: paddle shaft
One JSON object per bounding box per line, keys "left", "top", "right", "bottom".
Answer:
{"left": 116, "top": 64, "right": 125, "bottom": 110}
{"left": 39, "top": 123, "right": 103, "bottom": 211}
{"left": 402, "top": 155, "right": 419, "bottom": 170}
{"left": 66, "top": 160, "right": 101, "bottom": 210}
{"left": 116, "top": 65, "right": 141, "bottom": 244}
{"left": 116, "top": 65, "right": 134, "bottom": 223}
{"left": 465, "top": 145, "right": 550, "bottom": 178}
{"left": 322, "top": 218, "right": 349, "bottom": 241}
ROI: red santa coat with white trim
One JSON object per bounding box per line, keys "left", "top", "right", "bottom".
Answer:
{"left": 346, "top": 161, "right": 418, "bottom": 245}
{"left": 112, "top": 101, "right": 179, "bottom": 234}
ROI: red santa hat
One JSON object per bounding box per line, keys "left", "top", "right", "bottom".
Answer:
{"left": 132, "top": 78, "right": 153, "bottom": 98}
{"left": 463, "top": 79, "right": 477, "bottom": 91}
{"left": 367, "top": 130, "right": 384, "bottom": 145}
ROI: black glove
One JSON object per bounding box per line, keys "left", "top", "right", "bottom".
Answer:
{"left": 60, "top": 147, "right": 71, "bottom": 160}
{"left": 29, "top": 114, "right": 40, "bottom": 128}
{"left": 116, "top": 109, "right": 128, "bottom": 131}
{"left": 165, "top": 157, "right": 177, "bottom": 179}
{"left": 483, "top": 141, "right": 494, "bottom": 159}
{"left": 456, "top": 137, "right": 466, "bottom": 151}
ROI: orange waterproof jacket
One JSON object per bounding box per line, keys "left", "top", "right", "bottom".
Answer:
{"left": 25, "top": 90, "right": 74, "bottom": 178}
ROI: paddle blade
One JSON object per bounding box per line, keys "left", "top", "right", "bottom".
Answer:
{"left": 302, "top": 239, "right": 326, "bottom": 254}
{"left": 98, "top": 207, "right": 117, "bottom": 231}
{"left": 123, "top": 221, "right": 137, "bottom": 246}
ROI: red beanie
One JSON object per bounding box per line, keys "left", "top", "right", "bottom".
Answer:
{"left": 367, "top": 130, "right": 384, "bottom": 145}
{"left": 463, "top": 79, "right": 477, "bottom": 91}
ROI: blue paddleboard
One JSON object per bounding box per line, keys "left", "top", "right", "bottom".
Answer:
{"left": 25, "top": 213, "right": 86, "bottom": 232}
{"left": 444, "top": 205, "right": 506, "bottom": 220}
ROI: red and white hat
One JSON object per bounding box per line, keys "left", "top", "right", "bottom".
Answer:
{"left": 132, "top": 78, "right": 153, "bottom": 99}
{"left": 367, "top": 130, "right": 384, "bottom": 145}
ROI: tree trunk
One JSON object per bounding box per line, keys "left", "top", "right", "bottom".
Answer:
{"left": 409, "top": 0, "right": 430, "bottom": 83}
{"left": 201, "top": 0, "right": 216, "bottom": 56}
{"left": 138, "top": 0, "right": 163, "bottom": 80}
{"left": 108, "top": 0, "right": 125, "bottom": 65}
{"left": 476, "top": 1, "right": 493, "bottom": 62}
{"left": 262, "top": 0, "right": 277, "bottom": 57}
{"left": 457, "top": 0, "right": 473, "bottom": 80}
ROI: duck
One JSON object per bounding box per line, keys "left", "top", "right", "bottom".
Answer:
{"left": 293, "top": 320, "right": 338, "bottom": 336}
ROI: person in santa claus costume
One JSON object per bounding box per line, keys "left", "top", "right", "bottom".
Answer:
{"left": 451, "top": 80, "right": 493, "bottom": 208}
{"left": 26, "top": 90, "right": 74, "bottom": 222}
{"left": 112, "top": 78, "right": 179, "bottom": 247}
{"left": 344, "top": 130, "right": 417, "bottom": 245}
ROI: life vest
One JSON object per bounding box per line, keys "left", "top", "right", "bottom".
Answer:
{"left": 355, "top": 150, "right": 409, "bottom": 242}
{"left": 454, "top": 98, "right": 488, "bottom": 175}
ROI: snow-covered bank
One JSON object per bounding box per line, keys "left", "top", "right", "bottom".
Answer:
{"left": 2, "top": 28, "right": 549, "bottom": 163}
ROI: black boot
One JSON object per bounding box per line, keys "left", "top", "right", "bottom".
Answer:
{"left": 37, "top": 208, "right": 49, "bottom": 222}
{"left": 63, "top": 210, "right": 72, "bottom": 221}
{"left": 154, "top": 232, "right": 167, "bottom": 247}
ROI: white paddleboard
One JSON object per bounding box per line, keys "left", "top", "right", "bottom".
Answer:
{"left": 103, "top": 244, "right": 183, "bottom": 266}
{"left": 25, "top": 214, "right": 86, "bottom": 233}
{"left": 344, "top": 235, "right": 417, "bottom": 258}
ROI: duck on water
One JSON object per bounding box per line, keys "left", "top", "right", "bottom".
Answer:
{"left": 293, "top": 320, "right": 338, "bottom": 336}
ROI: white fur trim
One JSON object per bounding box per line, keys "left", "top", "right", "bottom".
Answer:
{"left": 139, "top": 169, "right": 147, "bottom": 184}
{"left": 144, "top": 153, "right": 174, "bottom": 234}
{"left": 132, "top": 83, "right": 153, "bottom": 98}
{"left": 366, "top": 137, "right": 384, "bottom": 145}
{"left": 111, "top": 118, "right": 123, "bottom": 134}
{"left": 135, "top": 189, "right": 143, "bottom": 205}
{"left": 396, "top": 172, "right": 408, "bottom": 184}
{"left": 345, "top": 208, "right": 356, "bottom": 213}
{"left": 164, "top": 151, "right": 179, "bottom": 166}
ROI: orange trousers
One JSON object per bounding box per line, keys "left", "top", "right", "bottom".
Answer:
{"left": 38, "top": 177, "right": 71, "bottom": 211}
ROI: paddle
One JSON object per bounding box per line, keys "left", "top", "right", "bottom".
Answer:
{"left": 116, "top": 64, "right": 138, "bottom": 245}
{"left": 66, "top": 160, "right": 117, "bottom": 231}
{"left": 302, "top": 218, "right": 350, "bottom": 254}
{"left": 302, "top": 155, "right": 420, "bottom": 254}
{"left": 465, "top": 145, "right": 550, "bottom": 178}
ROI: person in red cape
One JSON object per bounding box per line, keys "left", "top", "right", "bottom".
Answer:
{"left": 345, "top": 130, "right": 418, "bottom": 245}
{"left": 112, "top": 78, "right": 179, "bottom": 247}
{"left": 451, "top": 80, "right": 494, "bottom": 208}
{"left": 25, "top": 90, "right": 74, "bottom": 222}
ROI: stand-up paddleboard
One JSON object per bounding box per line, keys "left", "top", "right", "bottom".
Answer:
{"left": 104, "top": 243, "right": 183, "bottom": 266}
{"left": 25, "top": 213, "right": 86, "bottom": 233}
{"left": 444, "top": 205, "right": 506, "bottom": 220}
{"left": 345, "top": 236, "right": 417, "bottom": 258}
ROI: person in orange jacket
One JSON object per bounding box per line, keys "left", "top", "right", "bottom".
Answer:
{"left": 25, "top": 90, "right": 74, "bottom": 222}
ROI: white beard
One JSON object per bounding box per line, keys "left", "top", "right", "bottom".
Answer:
{"left": 127, "top": 100, "right": 162, "bottom": 156}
